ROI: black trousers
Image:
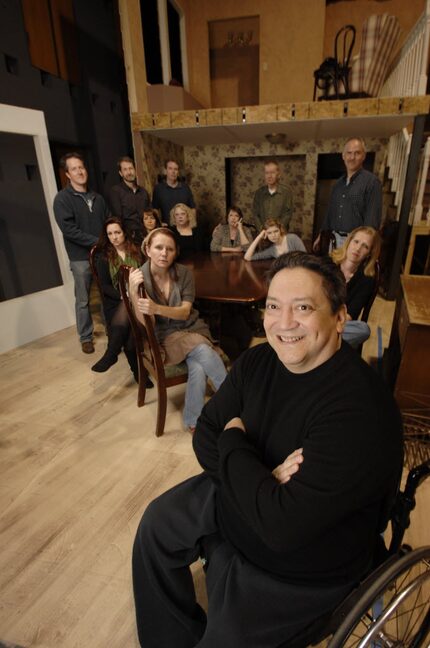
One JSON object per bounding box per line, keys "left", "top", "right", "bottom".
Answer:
{"left": 132, "top": 473, "right": 352, "bottom": 648}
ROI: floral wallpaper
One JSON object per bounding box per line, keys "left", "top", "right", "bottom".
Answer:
{"left": 139, "top": 135, "right": 387, "bottom": 243}
{"left": 140, "top": 132, "right": 185, "bottom": 194}
{"left": 184, "top": 137, "right": 386, "bottom": 241}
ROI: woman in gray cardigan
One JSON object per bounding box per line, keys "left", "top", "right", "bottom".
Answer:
{"left": 244, "top": 218, "right": 305, "bottom": 261}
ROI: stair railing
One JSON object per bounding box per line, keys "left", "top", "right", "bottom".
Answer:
{"left": 386, "top": 129, "right": 412, "bottom": 217}
{"left": 411, "top": 137, "right": 430, "bottom": 224}
{"left": 380, "top": 0, "right": 430, "bottom": 97}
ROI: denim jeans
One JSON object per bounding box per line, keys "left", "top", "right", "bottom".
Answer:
{"left": 333, "top": 231, "right": 348, "bottom": 250}
{"left": 70, "top": 260, "right": 93, "bottom": 342}
{"left": 183, "top": 344, "right": 227, "bottom": 428}
{"left": 342, "top": 320, "right": 370, "bottom": 348}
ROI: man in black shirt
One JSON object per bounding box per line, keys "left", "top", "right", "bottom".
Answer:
{"left": 313, "top": 137, "right": 382, "bottom": 251}
{"left": 132, "top": 252, "right": 402, "bottom": 648}
{"left": 152, "top": 159, "right": 195, "bottom": 223}
{"left": 108, "top": 157, "right": 150, "bottom": 241}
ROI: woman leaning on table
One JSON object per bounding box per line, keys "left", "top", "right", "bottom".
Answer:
{"left": 210, "top": 206, "right": 254, "bottom": 252}
{"left": 128, "top": 227, "right": 227, "bottom": 434}
{"left": 244, "top": 218, "right": 305, "bottom": 261}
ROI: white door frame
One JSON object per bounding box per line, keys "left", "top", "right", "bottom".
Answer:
{"left": 0, "top": 103, "right": 75, "bottom": 354}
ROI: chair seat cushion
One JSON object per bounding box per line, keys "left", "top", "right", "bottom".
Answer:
{"left": 164, "top": 362, "right": 188, "bottom": 378}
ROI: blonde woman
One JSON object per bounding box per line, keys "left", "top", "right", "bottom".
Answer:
{"left": 129, "top": 228, "right": 226, "bottom": 433}
{"left": 331, "top": 226, "right": 381, "bottom": 347}
{"left": 169, "top": 203, "right": 207, "bottom": 258}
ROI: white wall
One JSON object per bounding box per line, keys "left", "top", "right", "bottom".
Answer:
{"left": 0, "top": 104, "right": 75, "bottom": 354}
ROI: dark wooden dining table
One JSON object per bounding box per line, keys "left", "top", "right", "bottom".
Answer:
{"left": 181, "top": 251, "right": 273, "bottom": 303}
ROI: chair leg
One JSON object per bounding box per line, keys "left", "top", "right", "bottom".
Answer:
{"left": 136, "top": 354, "right": 148, "bottom": 408}
{"left": 155, "top": 383, "right": 167, "bottom": 437}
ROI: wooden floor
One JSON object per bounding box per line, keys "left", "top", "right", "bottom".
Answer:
{"left": 0, "top": 298, "right": 428, "bottom": 648}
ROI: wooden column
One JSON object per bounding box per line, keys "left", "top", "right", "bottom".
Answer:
{"left": 118, "top": 0, "right": 148, "bottom": 185}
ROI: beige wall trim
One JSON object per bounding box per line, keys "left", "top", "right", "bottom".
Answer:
{"left": 131, "top": 96, "right": 430, "bottom": 133}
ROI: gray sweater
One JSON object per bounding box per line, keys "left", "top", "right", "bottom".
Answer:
{"left": 53, "top": 185, "right": 109, "bottom": 261}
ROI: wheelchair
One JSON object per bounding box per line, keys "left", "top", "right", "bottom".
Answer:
{"left": 200, "top": 458, "right": 429, "bottom": 647}
{"left": 292, "top": 458, "right": 430, "bottom": 648}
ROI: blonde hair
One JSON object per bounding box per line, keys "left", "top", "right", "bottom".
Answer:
{"left": 331, "top": 226, "right": 381, "bottom": 277}
{"left": 141, "top": 227, "right": 178, "bottom": 258}
{"left": 169, "top": 203, "right": 196, "bottom": 228}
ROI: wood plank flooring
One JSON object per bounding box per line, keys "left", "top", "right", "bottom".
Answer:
{"left": 0, "top": 299, "right": 428, "bottom": 647}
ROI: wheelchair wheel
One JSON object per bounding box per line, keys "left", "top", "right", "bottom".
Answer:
{"left": 327, "top": 546, "right": 430, "bottom": 648}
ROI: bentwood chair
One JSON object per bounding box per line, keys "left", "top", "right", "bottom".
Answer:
{"left": 89, "top": 245, "right": 104, "bottom": 299}
{"left": 118, "top": 265, "right": 188, "bottom": 437}
{"left": 354, "top": 260, "right": 381, "bottom": 356}
{"left": 360, "top": 260, "right": 381, "bottom": 324}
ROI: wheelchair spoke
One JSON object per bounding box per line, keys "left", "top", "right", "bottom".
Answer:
{"left": 327, "top": 549, "right": 430, "bottom": 648}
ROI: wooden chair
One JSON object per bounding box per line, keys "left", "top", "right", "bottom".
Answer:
{"left": 316, "top": 230, "right": 336, "bottom": 256}
{"left": 118, "top": 265, "right": 188, "bottom": 437}
{"left": 89, "top": 244, "right": 104, "bottom": 298}
{"left": 356, "top": 260, "right": 381, "bottom": 356}
{"left": 313, "top": 24, "right": 356, "bottom": 100}
{"left": 360, "top": 260, "right": 380, "bottom": 323}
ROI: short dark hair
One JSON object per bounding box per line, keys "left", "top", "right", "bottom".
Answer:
{"left": 165, "top": 159, "right": 179, "bottom": 168}
{"left": 225, "top": 205, "right": 244, "bottom": 223}
{"left": 267, "top": 251, "right": 346, "bottom": 314}
{"left": 117, "top": 156, "right": 135, "bottom": 171}
{"left": 60, "top": 152, "right": 85, "bottom": 171}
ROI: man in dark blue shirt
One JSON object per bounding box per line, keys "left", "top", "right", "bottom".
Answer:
{"left": 314, "top": 137, "right": 382, "bottom": 251}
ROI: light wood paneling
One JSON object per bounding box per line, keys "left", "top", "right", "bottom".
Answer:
{"left": 308, "top": 100, "right": 344, "bottom": 120}
{"left": 131, "top": 113, "right": 154, "bottom": 130}
{"left": 151, "top": 112, "right": 171, "bottom": 129}
{"left": 0, "top": 321, "right": 202, "bottom": 647}
{"left": 346, "top": 98, "right": 379, "bottom": 117}
{"left": 246, "top": 105, "right": 278, "bottom": 123}
{"left": 171, "top": 110, "right": 198, "bottom": 128}
{"left": 132, "top": 96, "right": 430, "bottom": 140}
{"left": 277, "top": 102, "right": 310, "bottom": 121}
{"left": 204, "top": 108, "right": 222, "bottom": 125}
{"left": 179, "top": 0, "right": 326, "bottom": 106}
{"left": 21, "top": 0, "right": 59, "bottom": 76}
{"left": 222, "top": 107, "right": 240, "bottom": 124}
{"left": 50, "top": 0, "right": 80, "bottom": 84}
{"left": 118, "top": 0, "right": 148, "bottom": 114}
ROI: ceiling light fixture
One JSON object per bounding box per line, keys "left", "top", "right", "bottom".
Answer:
{"left": 265, "top": 133, "right": 286, "bottom": 145}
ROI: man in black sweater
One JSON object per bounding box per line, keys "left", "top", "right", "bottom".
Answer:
{"left": 108, "top": 156, "right": 151, "bottom": 241}
{"left": 132, "top": 252, "right": 403, "bottom": 648}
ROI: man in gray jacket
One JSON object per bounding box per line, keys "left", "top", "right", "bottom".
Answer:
{"left": 53, "top": 153, "right": 109, "bottom": 353}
